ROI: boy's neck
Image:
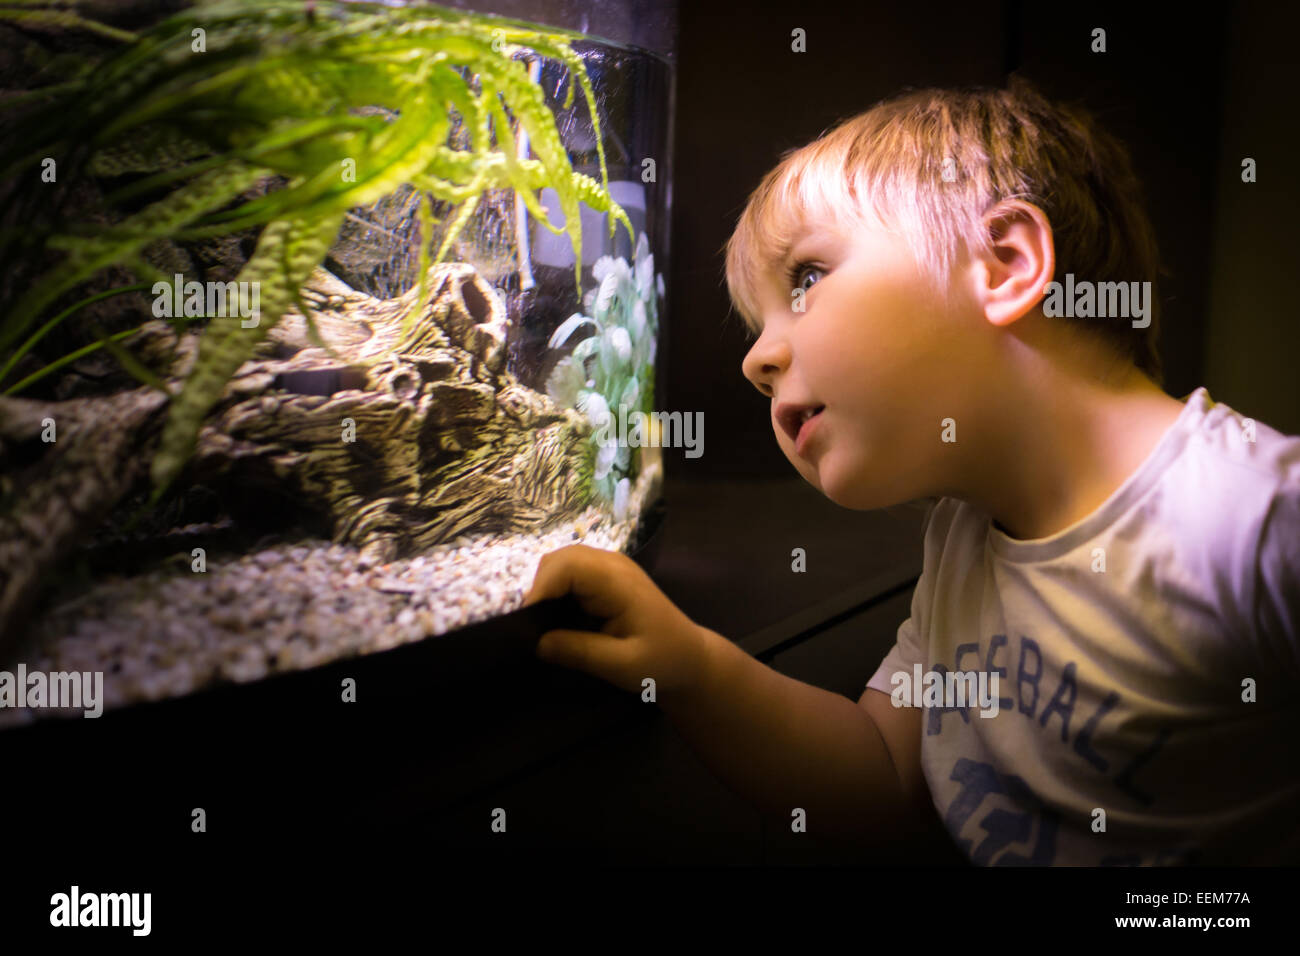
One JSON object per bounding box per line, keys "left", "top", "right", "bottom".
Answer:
{"left": 963, "top": 361, "right": 1186, "bottom": 542}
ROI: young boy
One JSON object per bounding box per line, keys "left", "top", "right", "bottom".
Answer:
{"left": 522, "top": 78, "right": 1300, "bottom": 865}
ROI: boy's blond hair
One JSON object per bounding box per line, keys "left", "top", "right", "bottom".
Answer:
{"left": 724, "top": 76, "right": 1166, "bottom": 384}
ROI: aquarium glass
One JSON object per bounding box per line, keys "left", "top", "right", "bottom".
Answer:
{"left": 0, "top": 0, "right": 674, "bottom": 722}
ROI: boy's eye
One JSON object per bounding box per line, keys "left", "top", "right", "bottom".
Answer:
{"left": 788, "top": 262, "right": 823, "bottom": 293}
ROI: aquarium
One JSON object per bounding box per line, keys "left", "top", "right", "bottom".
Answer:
{"left": 0, "top": 0, "right": 674, "bottom": 724}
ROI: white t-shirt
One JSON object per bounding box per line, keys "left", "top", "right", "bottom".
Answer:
{"left": 866, "top": 387, "right": 1300, "bottom": 865}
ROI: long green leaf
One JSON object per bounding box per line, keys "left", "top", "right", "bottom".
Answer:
{"left": 150, "top": 211, "right": 345, "bottom": 498}
{"left": 0, "top": 282, "right": 151, "bottom": 389}
{"left": 0, "top": 162, "right": 266, "bottom": 359}
{"left": 89, "top": 322, "right": 173, "bottom": 395}
{"left": 3, "top": 327, "right": 138, "bottom": 396}
{"left": 1, "top": 0, "right": 641, "bottom": 503}
{"left": 0, "top": 8, "right": 136, "bottom": 43}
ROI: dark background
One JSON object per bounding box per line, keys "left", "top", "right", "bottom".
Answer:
{"left": 666, "top": 0, "right": 1299, "bottom": 483}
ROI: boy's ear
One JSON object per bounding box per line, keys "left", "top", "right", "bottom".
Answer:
{"left": 971, "top": 200, "right": 1055, "bottom": 328}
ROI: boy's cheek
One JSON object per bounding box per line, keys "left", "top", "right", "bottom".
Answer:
{"left": 832, "top": 421, "right": 928, "bottom": 507}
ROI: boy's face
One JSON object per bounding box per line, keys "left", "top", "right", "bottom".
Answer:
{"left": 741, "top": 213, "right": 978, "bottom": 509}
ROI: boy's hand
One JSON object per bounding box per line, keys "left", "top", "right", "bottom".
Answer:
{"left": 521, "top": 544, "right": 712, "bottom": 698}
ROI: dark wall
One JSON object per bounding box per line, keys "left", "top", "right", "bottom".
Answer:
{"left": 1011, "top": 3, "right": 1230, "bottom": 404}
{"left": 666, "top": 2, "right": 1001, "bottom": 479}
{"left": 664, "top": 1, "right": 1295, "bottom": 481}
{"left": 1202, "top": 4, "right": 1300, "bottom": 435}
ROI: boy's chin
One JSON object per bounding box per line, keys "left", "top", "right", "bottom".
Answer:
{"left": 814, "top": 460, "right": 905, "bottom": 511}
{"left": 822, "top": 484, "right": 883, "bottom": 510}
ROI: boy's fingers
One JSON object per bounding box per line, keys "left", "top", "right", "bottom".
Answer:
{"left": 522, "top": 545, "right": 624, "bottom": 614}
{"left": 536, "top": 629, "right": 635, "bottom": 687}
{"left": 520, "top": 549, "right": 573, "bottom": 606}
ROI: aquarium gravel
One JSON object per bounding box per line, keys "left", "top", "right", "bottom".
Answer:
{"left": 0, "top": 460, "right": 660, "bottom": 727}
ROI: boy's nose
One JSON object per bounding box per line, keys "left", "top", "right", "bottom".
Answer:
{"left": 742, "top": 335, "right": 791, "bottom": 397}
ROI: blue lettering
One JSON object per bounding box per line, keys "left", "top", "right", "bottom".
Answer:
{"left": 985, "top": 634, "right": 1012, "bottom": 711}
{"left": 945, "top": 758, "right": 1003, "bottom": 855}
{"left": 953, "top": 642, "right": 981, "bottom": 719}
{"left": 1073, "top": 691, "right": 1119, "bottom": 772}
{"left": 925, "top": 663, "right": 969, "bottom": 734}
{"left": 946, "top": 758, "right": 1059, "bottom": 865}
{"left": 1017, "top": 636, "right": 1042, "bottom": 718}
{"left": 1038, "top": 661, "right": 1078, "bottom": 742}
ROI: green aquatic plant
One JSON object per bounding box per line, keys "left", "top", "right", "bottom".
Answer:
{"left": 545, "top": 232, "right": 662, "bottom": 520}
{"left": 0, "top": 0, "right": 633, "bottom": 499}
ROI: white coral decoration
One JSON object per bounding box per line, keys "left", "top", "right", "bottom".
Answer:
{"left": 595, "top": 438, "right": 617, "bottom": 480}
{"left": 613, "top": 477, "right": 630, "bottom": 523}
{"left": 590, "top": 255, "right": 633, "bottom": 318}
{"left": 545, "top": 355, "right": 586, "bottom": 407}
{"left": 547, "top": 311, "right": 596, "bottom": 349}
{"left": 543, "top": 232, "right": 665, "bottom": 508}
{"left": 579, "top": 390, "right": 616, "bottom": 483}
{"left": 592, "top": 254, "right": 619, "bottom": 283}
{"left": 635, "top": 232, "right": 654, "bottom": 300}
{"left": 578, "top": 389, "right": 611, "bottom": 431}
{"left": 630, "top": 298, "right": 647, "bottom": 356}
{"left": 619, "top": 377, "right": 639, "bottom": 410}
{"left": 608, "top": 326, "right": 632, "bottom": 362}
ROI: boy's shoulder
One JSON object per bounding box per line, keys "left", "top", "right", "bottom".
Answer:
{"left": 924, "top": 387, "right": 1299, "bottom": 550}
{"left": 919, "top": 387, "right": 1299, "bottom": 653}
{"left": 1137, "top": 388, "right": 1300, "bottom": 580}
{"left": 1178, "top": 387, "right": 1300, "bottom": 487}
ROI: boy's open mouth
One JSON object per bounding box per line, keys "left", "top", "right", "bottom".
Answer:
{"left": 776, "top": 403, "right": 826, "bottom": 446}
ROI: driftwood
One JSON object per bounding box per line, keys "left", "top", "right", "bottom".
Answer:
{"left": 0, "top": 263, "right": 595, "bottom": 644}
{"left": 0, "top": 386, "right": 170, "bottom": 649}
